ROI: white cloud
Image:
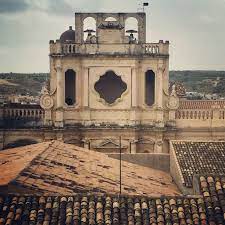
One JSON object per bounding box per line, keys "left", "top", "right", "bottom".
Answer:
{"left": 0, "top": 0, "right": 225, "bottom": 71}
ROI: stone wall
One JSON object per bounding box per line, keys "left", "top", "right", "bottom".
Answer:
{"left": 108, "top": 153, "right": 170, "bottom": 172}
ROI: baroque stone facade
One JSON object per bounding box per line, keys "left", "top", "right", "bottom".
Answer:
{"left": 1, "top": 11, "right": 225, "bottom": 155}
{"left": 39, "top": 12, "right": 174, "bottom": 153}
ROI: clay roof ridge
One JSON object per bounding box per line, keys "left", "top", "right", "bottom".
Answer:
{"left": 10, "top": 141, "right": 55, "bottom": 186}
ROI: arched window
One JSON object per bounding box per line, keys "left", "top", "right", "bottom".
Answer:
{"left": 83, "top": 17, "right": 96, "bottom": 41}
{"left": 65, "top": 69, "right": 76, "bottom": 106}
{"left": 145, "top": 70, "right": 155, "bottom": 106}
{"left": 125, "top": 17, "right": 138, "bottom": 42}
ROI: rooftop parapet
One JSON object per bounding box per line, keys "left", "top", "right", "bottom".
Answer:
{"left": 49, "top": 40, "right": 169, "bottom": 56}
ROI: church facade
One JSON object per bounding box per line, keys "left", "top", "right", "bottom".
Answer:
{"left": 39, "top": 12, "right": 177, "bottom": 154}
{"left": 1, "top": 12, "right": 225, "bottom": 155}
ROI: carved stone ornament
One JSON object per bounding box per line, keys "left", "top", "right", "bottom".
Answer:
{"left": 40, "top": 94, "right": 54, "bottom": 110}
{"left": 167, "top": 96, "right": 179, "bottom": 110}
{"left": 156, "top": 140, "right": 163, "bottom": 146}
{"left": 167, "top": 85, "right": 179, "bottom": 110}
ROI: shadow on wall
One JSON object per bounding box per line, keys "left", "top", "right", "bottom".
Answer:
{"left": 2, "top": 118, "right": 43, "bottom": 129}
{"left": 3, "top": 139, "right": 38, "bottom": 150}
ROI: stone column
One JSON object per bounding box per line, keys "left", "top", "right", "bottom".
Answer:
{"left": 55, "top": 64, "right": 64, "bottom": 127}
{"left": 75, "top": 14, "right": 83, "bottom": 43}
{"left": 56, "top": 65, "right": 63, "bottom": 109}
{"left": 83, "top": 67, "right": 89, "bottom": 108}
{"left": 138, "top": 14, "right": 146, "bottom": 43}
{"left": 157, "top": 68, "right": 163, "bottom": 109}
{"left": 131, "top": 67, "right": 138, "bottom": 107}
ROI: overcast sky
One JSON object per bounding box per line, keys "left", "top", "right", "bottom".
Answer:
{"left": 0, "top": 0, "right": 225, "bottom": 72}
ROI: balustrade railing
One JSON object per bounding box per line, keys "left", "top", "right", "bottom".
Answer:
{"left": 175, "top": 100, "right": 225, "bottom": 121}
{"left": 3, "top": 108, "right": 44, "bottom": 119}
{"left": 50, "top": 41, "right": 169, "bottom": 56}
{"left": 1, "top": 104, "right": 44, "bottom": 120}
{"left": 143, "top": 44, "right": 160, "bottom": 54}
{"left": 175, "top": 110, "right": 214, "bottom": 120}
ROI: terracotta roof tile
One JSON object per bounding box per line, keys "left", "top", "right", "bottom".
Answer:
{"left": 171, "top": 141, "right": 225, "bottom": 187}
{"left": 0, "top": 194, "right": 214, "bottom": 225}
{"left": 0, "top": 141, "right": 179, "bottom": 196}
{"left": 199, "top": 175, "right": 225, "bottom": 225}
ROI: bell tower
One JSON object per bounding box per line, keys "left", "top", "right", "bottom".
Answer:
{"left": 40, "top": 12, "right": 172, "bottom": 153}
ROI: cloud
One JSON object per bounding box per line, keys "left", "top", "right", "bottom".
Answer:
{"left": 0, "top": 0, "right": 225, "bottom": 71}
{"left": 0, "top": 0, "right": 75, "bottom": 16}
{"left": 47, "top": 0, "right": 74, "bottom": 16}
{"left": 0, "top": 0, "right": 105, "bottom": 17}
{"left": 0, "top": 0, "right": 29, "bottom": 14}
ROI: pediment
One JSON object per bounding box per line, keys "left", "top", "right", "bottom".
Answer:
{"left": 95, "top": 139, "right": 126, "bottom": 149}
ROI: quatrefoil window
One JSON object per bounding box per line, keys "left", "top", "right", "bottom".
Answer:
{"left": 94, "top": 71, "right": 127, "bottom": 104}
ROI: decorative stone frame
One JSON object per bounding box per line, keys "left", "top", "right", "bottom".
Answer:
{"left": 92, "top": 70, "right": 129, "bottom": 107}
{"left": 143, "top": 69, "right": 157, "bottom": 109}
{"left": 63, "top": 68, "right": 80, "bottom": 109}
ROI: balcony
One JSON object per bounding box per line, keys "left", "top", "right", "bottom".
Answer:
{"left": 174, "top": 100, "right": 225, "bottom": 128}
{"left": 0, "top": 103, "right": 44, "bottom": 128}
{"left": 49, "top": 40, "right": 169, "bottom": 56}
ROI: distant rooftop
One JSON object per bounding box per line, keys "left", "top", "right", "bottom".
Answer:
{"left": 171, "top": 141, "right": 225, "bottom": 187}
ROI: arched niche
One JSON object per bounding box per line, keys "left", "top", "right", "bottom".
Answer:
{"left": 125, "top": 17, "right": 138, "bottom": 41}
{"left": 65, "top": 69, "right": 76, "bottom": 106}
{"left": 145, "top": 70, "right": 155, "bottom": 106}
{"left": 83, "top": 17, "right": 96, "bottom": 41}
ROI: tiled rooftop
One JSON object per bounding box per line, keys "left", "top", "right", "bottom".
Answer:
{"left": 0, "top": 194, "right": 207, "bottom": 225}
{"left": 199, "top": 175, "right": 225, "bottom": 225}
{"left": 0, "top": 141, "right": 179, "bottom": 196}
{"left": 171, "top": 141, "right": 225, "bottom": 187}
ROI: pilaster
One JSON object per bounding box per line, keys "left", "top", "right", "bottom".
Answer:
{"left": 131, "top": 67, "right": 138, "bottom": 107}
{"left": 55, "top": 63, "right": 64, "bottom": 127}
{"left": 56, "top": 64, "right": 63, "bottom": 109}
{"left": 156, "top": 68, "right": 163, "bottom": 109}
{"left": 83, "top": 67, "right": 89, "bottom": 108}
